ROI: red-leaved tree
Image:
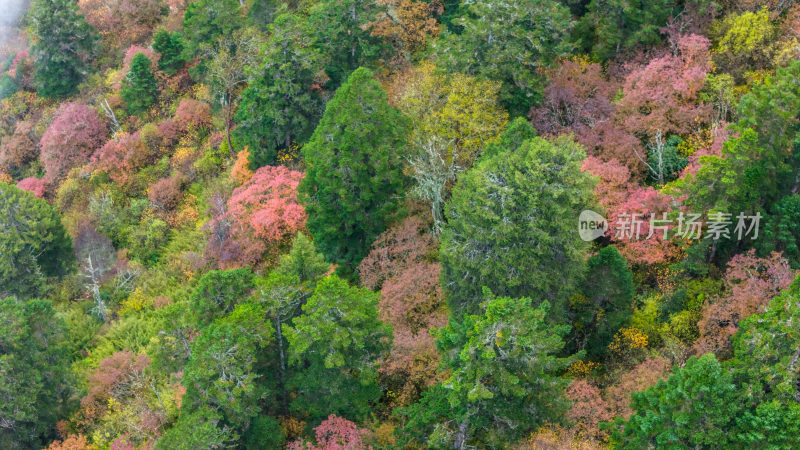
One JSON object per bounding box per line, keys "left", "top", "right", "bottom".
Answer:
{"left": 91, "top": 132, "right": 156, "bottom": 185}
{"left": 0, "top": 120, "right": 38, "bottom": 175}
{"left": 40, "top": 102, "right": 107, "bottom": 184}
{"left": 566, "top": 379, "right": 612, "bottom": 440}
{"left": 694, "top": 250, "right": 796, "bottom": 358}
{"left": 616, "top": 34, "right": 713, "bottom": 140}
{"left": 358, "top": 215, "right": 446, "bottom": 407}
{"left": 79, "top": 0, "right": 163, "bottom": 51}
{"left": 288, "top": 415, "right": 372, "bottom": 450}
{"left": 206, "top": 165, "right": 306, "bottom": 268}
{"left": 79, "top": 351, "right": 150, "bottom": 424}
{"left": 173, "top": 99, "right": 212, "bottom": 132}
{"left": 606, "top": 187, "right": 682, "bottom": 264}
{"left": 530, "top": 59, "right": 616, "bottom": 140}
{"left": 44, "top": 434, "right": 92, "bottom": 450}
{"left": 581, "top": 156, "right": 634, "bottom": 214}
{"left": 604, "top": 356, "right": 671, "bottom": 418}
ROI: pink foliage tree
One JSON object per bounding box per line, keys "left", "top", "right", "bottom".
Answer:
{"left": 206, "top": 165, "right": 306, "bottom": 267}
{"left": 156, "top": 119, "right": 181, "bottom": 145}
{"left": 695, "top": 250, "right": 796, "bottom": 357}
{"left": 17, "top": 177, "right": 47, "bottom": 198}
{"left": 0, "top": 119, "right": 38, "bottom": 174}
{"left": 91, "top": 132, "right": 155, "bottom": 185}
{"left": 616, "top": 34, "right": 713, "bottom": 139}
{"left": 604, "top": 356, "right": 672, "bottom": 418}
{"left": 566, "top": 379, "right": 612, "bottom": 440}
{"left": 109, "top": 435, "right": 136, "bottom": 450}
{"left": 7, "top": 50, "right": 28, "bottom": 77}
{"left": 288, "top": 415, "right": 372, "bottom": 450}
{"left": 358, "top": 215, "right": 446, "bottom": 405}
{"left": 40, "top": 102, "right": 107, "bottom": 184}
{"left": 606, "top": 187, "right": 682, "bottom": 264}
{"left": 581, "top": 156, "right": 634, "bottom": 214}
{"left": 529, "top": 58, "right": 649, "bottom": 176}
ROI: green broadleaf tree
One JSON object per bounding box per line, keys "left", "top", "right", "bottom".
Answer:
{"left": 251, "top": 233, "right": 330, "bottom": 415}
{"left": 306, "top": 0, "right": 388, "bottom": 86}
{"left": 189, "top": 267, "right": 255, "bottom": 327}
{"left": 180, "top": 303, "right": 274, "bottom": 437}
{"left": 571, "top": 245, "right": 635, "bottom": 359}
{"left": 436, "top": 0, "right": 574, "bottom": 116}
{"left": 0, "top": 297, "right": 69, "bottom": 449}
{"left": 400, "top": 292, "right": 577, "bottom": 448}
{"left": 152, "top": 29, "right": 189, "bottom": 75}
{"left": 235, "top": 13, "right": 328, "bottom": 167}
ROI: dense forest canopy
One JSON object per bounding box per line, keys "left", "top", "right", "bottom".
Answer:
{"left": 0, "top": 0, "right": 799, "bottom": 448}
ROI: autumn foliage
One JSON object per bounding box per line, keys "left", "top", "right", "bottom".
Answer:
{"left": 207, "top": 165, "right": 306, "bottom": 267}
{"left": 288, "top": 415, "right": 372, "bottom": 450}
{"left": 359, "top": 215, "right": 446, "bottom": 406}
{"left": 40, "top": 102, "right": 107, "bottom": 184}
{"left": 695, "top": 250, "right": 796, "bottom": 357}
{"left": 79, "top": 0, "right": 163, "bottom": 50}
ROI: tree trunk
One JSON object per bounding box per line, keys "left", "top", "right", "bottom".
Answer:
{"left": 181, "top": 328, "right": 192, "bottom": 358}
{"left": 453, "top": 417, "right": 469, "bottom": 449}
{"left": 226, "top": 87, "right": 235, "bottom": 157}
{"left": 275, "top": 316, "right": 289, "bottom": 415}
{"left": 708, "top": 240, "right": 718, "bottom": 263}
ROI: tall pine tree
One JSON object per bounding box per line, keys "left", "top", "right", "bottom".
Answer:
{"left": 30, "top": 0, "right": 99, "bottom": 98}
{"left": 440, "top": 135, "right": 595, "bottom": 318}
{"left": 235, "top": 13, "right": 327, "bottom": 167}
{"left": 121, "top": 52, "right": 159, "bottom": 116}
{"left": 298, "top": 67, "right": 409, "bottom": 277}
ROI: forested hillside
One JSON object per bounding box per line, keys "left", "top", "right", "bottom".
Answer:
{"left": 1, "top": 0, "right": 799, "bottom": 448}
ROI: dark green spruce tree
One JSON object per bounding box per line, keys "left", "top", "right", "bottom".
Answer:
{"left": 298, "top": 67, "right": 409, "bottom": 277}
{"left": 0, "top": 182, "right": 73, "bottom": 299}
{"left": 30, "top": 0, "right": 99, "bottom": 98}
{"left": 121, "top": 52, "right": 159, "bottom": 115}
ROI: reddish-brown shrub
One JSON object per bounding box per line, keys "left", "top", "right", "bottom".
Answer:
{"left": 148, "top": 176, "right": 184, "bottom": 211}
{"left": 604, "top": 356, "right": 671, "bottom": 418}
{"left": 44, "top": 434, "right": 92, "bottom": 450}
{"left": 0, "top": 119, "right": 38, "bottom": 174}
{"left": 566, "top": 380, "right": 612, "bottom": 440}
{"left": 174, "top": 99, "right": 211, "bottom": 131}
{"left": 358, "top": 215, "right": 447, "bottom": 406}
{"left": 79, "top": 0, "right": 163, "bottom": 50}
{"left": 80, "top": 351, "right": 150, "bottom": 423}
{"left": 91, "top": 132, "right": 154, "bottom": 185}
